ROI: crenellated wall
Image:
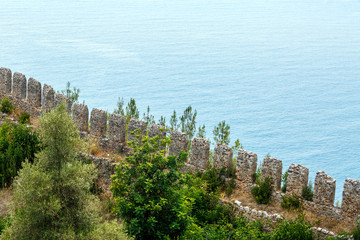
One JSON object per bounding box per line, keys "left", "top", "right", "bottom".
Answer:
{"left": 1, "top": 67, "right": 359, "bottom": 227}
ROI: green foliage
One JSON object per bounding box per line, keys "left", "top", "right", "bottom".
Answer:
{"left": 197, "top": 124, "right": 206, "bottom": 139}
{"left": 0, "top": 122, "right": 40, "bottom": 188}
{"left": 0, "top": 216, "right": 6, "bottom": 235}
{"left": 232, "top": 138, "right": 243, "bottom": 157}
{"left": 302, "top": 181, "right": 314, "bottom": 201}
{"left": 142, "top": 105, "right": 155, "bottom": 126}
{"left": 2, "top": 103, "right": 124, "bottom": 240}
{"left": 125, "top": 98, "right": 139, "bottom": 121}
{"left": 196, "top": 167, "right": 236, "bottom": 196}
{"left": 114, "top": 97, "right": 125, "bottom": 115}
{"left": 253, "top": 164, "right": 262, "bottom": 184}
{"left": 61, "top": 81, "right": 80, "bottom": 106}
{"left": 281, "top": 194, "right": 303, "bottom": 211}
{"left": 111, "top": 134, "right": 191, "bottom": 240}
{"left": 0, "top": 97, "right": 14, "bottom": 114}
{"left": 251, "top": 177, "right": 273, "bottom": 204}
{"left": 353, "top": 220, "right": 360, "bottom": 240}
{"left": 281, "top": 171, "right": 288, "bottom": 193}
{"left": 213, "top": 120, "right": 230, "bottom": 145}
{"left": 180, "top": 105, "right": 197, "bottom": 140}
{"left": 158, "top": 115, "right": 166, "bottom": 127}
{"left": 169, "top": 110, "right": 178, "bottom": 131}
{"left": 270, "top": 215, "right": 313, "bottom": 240}
{"left": 18, "top": 112, "right": 30, "bottom": 124}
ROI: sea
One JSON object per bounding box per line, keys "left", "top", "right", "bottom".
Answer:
{"left": 1, "top": 0, "right": 360, "bottom": 201}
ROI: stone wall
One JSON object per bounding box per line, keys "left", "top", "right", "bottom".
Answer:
{"left": 169, "top": 130, "right": 188, "bottom": 156}
{"left": 190, "top": 137, "right": 210, "bottom": 169}
{"left": 213, "top": 143, "right": 233, "bottom": 169}
{"left": 127, "top": 118, "right": 146, "bottom": 142}
{"left": 261, "top": 157, "right": 282, "bottom": 191}
{"left": 314, "top": 171, "right": 336, "bottom": 206}
{"left": 1, "top": 67, "right": 360, "bottom": 226}
{"left": 286, "top": 164, "right": 309, "bottom": 196}
{"left": 235, "top": 149, "right": 257, "bottom": 186}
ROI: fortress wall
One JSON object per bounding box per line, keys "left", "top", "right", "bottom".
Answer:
{"left": 1, "top": 67, "right": 360, "bottom": 225}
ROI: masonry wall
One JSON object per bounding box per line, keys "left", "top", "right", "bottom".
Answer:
{"left": 1, "top": 67, "right": 360, "bottom": 226}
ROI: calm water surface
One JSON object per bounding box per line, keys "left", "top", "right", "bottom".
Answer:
{"left": 1, "top": 0, "right": 360, "bottom": 201}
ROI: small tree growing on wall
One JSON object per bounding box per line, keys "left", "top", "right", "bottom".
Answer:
{"left": 213, "top": 120, "right": 230, "bottom": 145}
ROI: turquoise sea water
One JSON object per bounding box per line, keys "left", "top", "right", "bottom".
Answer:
{"left": 1, "top": 0, "right": 359, "bottom": 201}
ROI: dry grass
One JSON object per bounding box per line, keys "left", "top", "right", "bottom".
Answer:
{"left": 0, "top": 188, "right": 13, "bottom": 217}
{"left": 223, "top": 188, "right": 352, "bottom": 234}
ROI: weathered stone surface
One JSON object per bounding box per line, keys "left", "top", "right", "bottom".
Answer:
{"left": 54, "top": 93, "right": 71, "bottom": 112}
{"left": 43, "top": 84, "right": 54, "bottom": 111}
{"left": 286, "top": 164, "right": 309, "bottom": 196}
{"left": 127, "top": 118, "right": 146, "bottom": 142}
{"left": 169, "top": 130, "right": 188, "bottom": 156}
{"left": 314, "top": 171, "right": 336, "bottom": 206}
{"left": 261, "top": 157, "right": 282, "bottom": 190}
{"left": 213, "top": 143, "right": 233, "bottom": 169}
{"left": 108, "top": 113, "right": 126, "bottom": 150}
{"left": 13, "top": 72, "right": 26, "bottom": 99}
{"left": 148, "top": 124, "right": 166, "bottom": 139}
{"left": 0, "top": 67, "right": 12, "bottom": 93}
{"left": 90, "top": 108, "right": 107, "bottom": 138}
{"left": 72, "top": 102, "right": 89, "bottom": 132}
{"left": 190, "top": 137, "right": 210, "bottom": 169}
{"left": 341, "top": 178, "right": 360, "bottom": 216}
{"left": 27, "top": 77, "right": 41, "bottom": 108}
{"left": 236, "top": 149, "right": 257, "bottom": 185}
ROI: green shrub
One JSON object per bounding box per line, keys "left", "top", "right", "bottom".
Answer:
{"left": 281, "top": 194, "right": 303, "bottom": 211}
{"left": 251, "top": 177, "right": 273, "bottom": 204}
{"left": 302, "top": 181, "right": 314, "bottom": 201}
{"left": 0, "top": 97, "right": 14, "bottom": 114}
{"left": 353, "top": 220, "right": 360, "bottom": 240}
{"left": 0, "top": 122, "right": 40, "bottom": 188}
{"left": 18, "top": 112, "right": 30, "bottom": 124}
{"left": 271, "top": 215, "right": 313, "bottom": 240}
{"left": 0, "top": 216, "right": 5, "bottom": 235}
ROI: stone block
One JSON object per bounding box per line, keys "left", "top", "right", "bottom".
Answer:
{"left": 190, "top": 137, "right": 210, "bottom": 169}
{"left": 55, "top": 93, "right": 71, "bottom": 112}
{"left": 0, "top": 67, "right": 12, "bottom": 93}
{"left": 27, "top": 77, "right": 41, "bottom": 108}
{"left": 261, "top": 157, "right": 282, "bottom": 190}
{"left": 13, "top": 72, "right": 26, "bottom": 99}
{"left": 286, "top": 164, "right": 309, "bottom": 196}
{"left": 90, "top": 108, "right": 107, "bottom": 138}
{"left": 314, "top": 171, "right": 336, "bottom": 206}
{"left": 148, "top": 124, "right": 166, "bottom": 139}
{"left": 72, "top": 102, "right": 89, "bottom": 132}
{"left": 169, "top": 130, "right": 188, "bottom": 156}
{"left": 43, "top": 84, "right": 54, "bottom": 111}
{"left": 213, "top": 143, "right": 233, "bottom": 169}
{"left": 236, "top": 149, "right": 257, "bottom": 185}
{"left": 341, "top": 178, "right": 360, "bottom": 216}
{"left": 127, "top": 118, "right": 146, "bottom": 142}
{"left": 108, "top": 113, "right": 126, "bottom": 149}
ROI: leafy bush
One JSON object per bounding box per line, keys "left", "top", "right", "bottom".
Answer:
{"left": 251, "top": 177, "right": 273, "bottom": 204}
{"left": 111, "top": 134, "right": 192, "bottom": 239}
{"left": 0, "top": 122, "right": 40, "bottom": 188}
{"left": 18, "top": 112, "right": 30, "bottom": 124}
{"left": 270, "top": 215, "right": 313, "bottom": 240}
{"left": 353, "top": 220, "right": 360, "bottom": 240}
{"left": 0, "top": 216, "right": 5, "bottom": 235}
{"left": 0, "top": 97, "right": 14, "bottom": 114}
{"left": 302, "top": 181, "right": 314, "bottom": 201}
{"left": 281, "top": 194, "right": 303, "bottom": 211}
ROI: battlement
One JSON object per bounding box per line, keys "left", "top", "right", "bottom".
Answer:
{"left": 1, "top": 67, "right": 359, "bottom": 224}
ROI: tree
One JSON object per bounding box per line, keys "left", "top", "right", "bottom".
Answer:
{"left": 169, "top": 110, "right": 178, "bottom": 131}
{"left": 111, "top": 135, "right": 192, "bottom": 240}
{"left": 61, "top": 81, "right": 80, "bottom": 106}
{"left": 196, "top": 124, "right": 206, "bottom": 139}
{"left": 142, "top": 105, "right": 155, "bottom": 126}
{"left": 232, "top": 138, "right": 243, "bottom": 157}
{"left": 125, "top": 98, "right": 139, "bottom": 121}
{"left": 213, "top": 120, "right": 230, "bottom": 145}
{"left": 180, "top": 106, "right": 197, "bottom": 140}
{"left": 1, "top": 103, "right": 124, "bottom": 240}
{"left": 114, "top": 97, "right": 125, "bottom": 115}
{"left": 158, "top": 116, "right": 166, "bottom": 127}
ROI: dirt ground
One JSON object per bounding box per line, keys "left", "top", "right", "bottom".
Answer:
{"left": 0, "top": 188, "right": 12, "bottom": 217}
